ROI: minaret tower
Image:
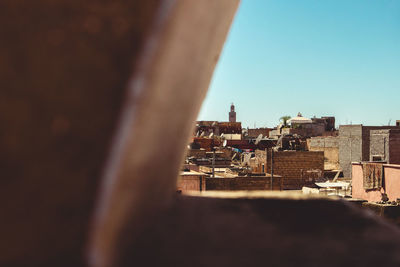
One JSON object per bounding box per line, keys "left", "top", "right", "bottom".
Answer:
{"left": 229, "top": 103, "right": 236, "bottom": 122}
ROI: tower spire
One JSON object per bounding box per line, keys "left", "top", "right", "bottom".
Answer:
{"left": 229, "top": 103, "right": 236, "bottom": 122}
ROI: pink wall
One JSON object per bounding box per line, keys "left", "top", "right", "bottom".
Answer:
{"left": 383, "top": 165, "right": 400, "bottom": 201}
{"left": 352, "top": 163, "right": 400, "bottom": 202}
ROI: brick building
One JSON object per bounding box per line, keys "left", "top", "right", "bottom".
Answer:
{"left": 339, "top": 125, "right": 400, "bottom": 177}
{"left": 265, "top": 150, "right": 324, "bottom": 190}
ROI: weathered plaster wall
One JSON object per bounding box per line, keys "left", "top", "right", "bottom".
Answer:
{"left": 352, "top": 163, "right": 400, "bottom": 202}
{"left": 309, "top": 136, "right": 339, "bottom": 170}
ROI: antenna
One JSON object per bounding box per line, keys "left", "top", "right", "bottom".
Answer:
{"left": 255, "top": 134, "right": 263, "bottom": 145}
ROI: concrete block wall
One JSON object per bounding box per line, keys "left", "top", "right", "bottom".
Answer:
{"left": 310, "top": 136, "right": 338, "bottom": 148}
{"left": 362, "top": 126, "right": 400, "bottom": 162}
{"left": 370, "top": 130, "right": 390, "bottom": 162}
{"left": 309, "top": 136, "right": 339, "bottom": 170}
{"left": 339, "top": 125, "right": 400, "bottom": 178}
{"left": 339, "top": 125, "right": 363, "bottom": 178}
{"left": 265, "top": 151, "right": 324, "bottom": 189}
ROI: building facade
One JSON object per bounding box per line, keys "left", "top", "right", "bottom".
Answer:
{"left": 339, "top": 125, "right": 400, "bottom": 177}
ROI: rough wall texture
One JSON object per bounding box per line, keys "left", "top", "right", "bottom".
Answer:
{"left": 247, "top": 128, "right": 271, "bottom": 138}
{"left": 352, "top": 163, "right": 400, "bottom": 202}
{"left": 281, "top": 123, "right": 325, "bottom": 138}
{"left": 339, "top": 125, "right": 363, "bottom": 178}
{"left": 369, "top": 129, "right": 400, "bottom": 164}
{"left": 206, "top": 176, "right": 283, "bottom": 191}
{"left": 265, "top": 151, "right": 324, "bottom": 189}
{"left": 362, "top": 126, "right": 400, "bottom": 162}
{"left": 389, "top": 130, "right": 400, "bottom": 164}
{"left": 339, "top": 125, "right": 400, "bottom": 178}
{"left": 187, "top": 148, "right": 207, "bottom": 158}
{"left": 120, "top": 193, "right": 400, "bottom": 266}
{"left": 370, "top": 130, "right": 391, "bottom": 162}
{"left": 309, "top": 136, "right": 339, "bottom": 170}
{"left": 177, "top": 174, "right": 206, "bottom": 192}
{"left": 249, "top": 149, "right": 267, "bottom": 173}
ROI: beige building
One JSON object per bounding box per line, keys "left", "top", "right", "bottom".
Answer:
{"left": 308, "top": 136, "right": 339, "bottom": 171}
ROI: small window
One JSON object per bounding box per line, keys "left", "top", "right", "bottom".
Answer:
{"left": 372, "top": 156, "right": 383, "bottom": 162}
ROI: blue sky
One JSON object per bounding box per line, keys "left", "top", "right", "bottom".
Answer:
{"left": 198, "top": 0, "right": 400, "bottom": 128}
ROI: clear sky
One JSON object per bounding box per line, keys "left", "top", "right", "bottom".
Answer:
{"left": 198, "top": 0, "right": 400, "bottom": 128}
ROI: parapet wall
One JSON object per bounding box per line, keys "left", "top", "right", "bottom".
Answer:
{"left": 206, "top": 176, "right": 282, "bottom": 191}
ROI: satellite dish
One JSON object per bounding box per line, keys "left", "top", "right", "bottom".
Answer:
{"left": 220, "top": 133, "right": 224, "bottom": 138}
{"left": 200, "top": 131, "right": 205, "bottom": 137}
{"left": 209, "top": 132, "right": 214, "bottom": 138}
{"left": 223, "top": 140, "right": 227, "bottom": 147}
{"left": 196, "top": 131, "right": 200, "bottom": 137}
{"left": 255, "top": 134, "right": 263, "bottom": 145}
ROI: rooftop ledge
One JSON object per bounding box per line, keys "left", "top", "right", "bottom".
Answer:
{"left": 184, "top": 190, "right": 340, "bottom": 200}
{"left": 352, "top": 162, "right": 400, "bottom": 169}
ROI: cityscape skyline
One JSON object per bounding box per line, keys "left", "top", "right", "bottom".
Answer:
{"left": 198, "top": 0, "right": 400, "bottom": 128}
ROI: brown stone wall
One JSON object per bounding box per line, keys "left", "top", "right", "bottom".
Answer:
{"left": 177, "top": 175, "right": 206, "bottom": 192}
{"left": 218, "top": 122, "right": 242, "bottom": 134}
{"left": 266, "top": 151, "right": 324, "bottom": 189}
{"left": 187, "top": 148, "right": 207, "bottom": 158}
{"left": 282, "top": 123, "right": 325, "bottom": 138}
{"left": 206, "top": 176, "right": 282, "bottom": 191}
{"left": 247, "top": 128, "right": 271, "bottom": 138}
{"left": 193, "top": 138, "right": 215, "bottom": 151}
